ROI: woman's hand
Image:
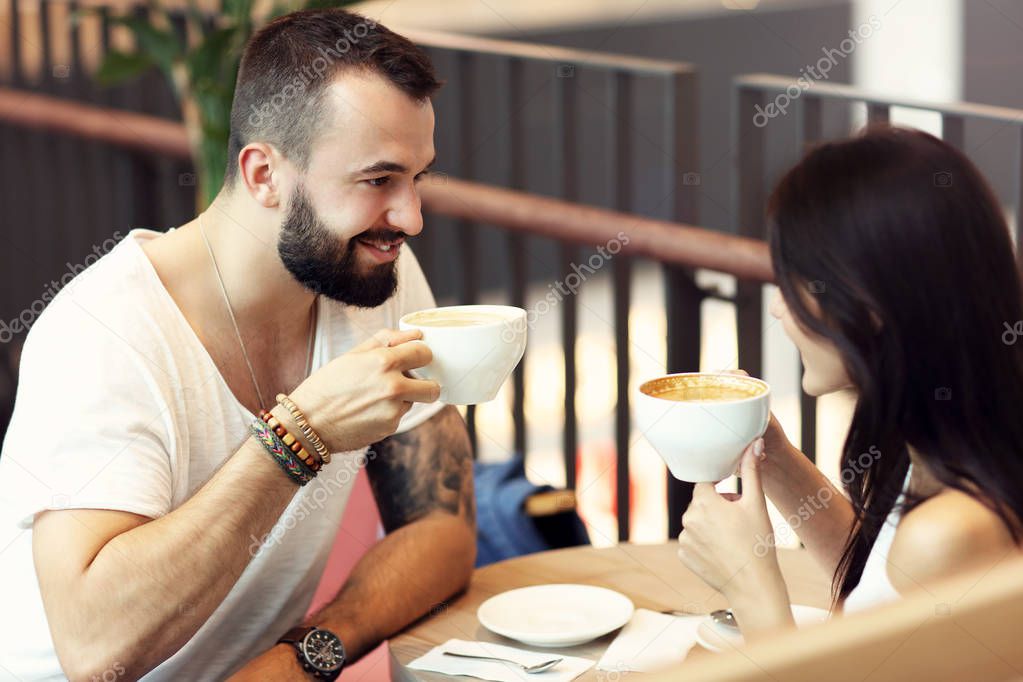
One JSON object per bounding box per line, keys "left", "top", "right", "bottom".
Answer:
{"left": 724, "top": 370, "right": 800, "bottom": 470}
{"left": 677, "top": 439, "right": 795, "bottom": 637}
{"left": 677, "top": 439, "right": 776, "bottom": 594}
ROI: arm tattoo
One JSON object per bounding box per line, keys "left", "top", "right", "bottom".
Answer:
{"left": 366, "top": 406, "right": 475, "bottom": 533}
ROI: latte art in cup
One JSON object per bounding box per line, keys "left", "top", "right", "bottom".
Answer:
{"left": 399, "top": 305, "right": 527, "bottom": 405}
{"left": 640, "top": 374, "right": 768, "bottom": 403}
{"left": 635, "top": 372, "right": 771, "bottom": 482}
{"left": 401, "top": 310, "right": 508, "bottom": 328}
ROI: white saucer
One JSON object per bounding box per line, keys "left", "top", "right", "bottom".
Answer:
{"left": 696, "top": 604, "right": 830, "bottom": 652}
{"left": 477, "top": 584, "right": 635, "bottom": 648}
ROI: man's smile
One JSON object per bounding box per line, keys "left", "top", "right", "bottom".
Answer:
{"left": 355, "top": 235, "right": 405, "bottom": 263}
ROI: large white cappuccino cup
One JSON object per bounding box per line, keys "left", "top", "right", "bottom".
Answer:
{"left": 635, "top": 372, "right": 770, "bottom": 482}
{"left": 399, "top": 305, "right": 527, "bottom": 405}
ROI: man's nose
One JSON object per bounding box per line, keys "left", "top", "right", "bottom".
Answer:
{"left": 387, "top": 186, "right": 424, "bottom": 237}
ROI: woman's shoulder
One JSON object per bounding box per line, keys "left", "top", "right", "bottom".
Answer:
{"left": 887, "top": 488, "right": 1016, "bottom": 594}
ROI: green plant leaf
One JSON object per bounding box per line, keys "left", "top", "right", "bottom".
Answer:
{"left": 222, "top": 0, "right": 255, "bottom": 23}
{"left": 193, "top": 85, "right": 234, "bottom": 137}
{"left": 268, "top": 1, "right": 291, "bottom": 19}
{"left": 95, "top": 0, "right": 375, "bottom": 209}
{"left": 95, "top": 49, "right": 156, "bottom": 85}
{"left": 198, "top": 122, "right": 230, "bottom": 206}
{"left": 182, "top": 0, "right": 206, "bottom": 36}
{"left": 110, "top": 16, "right": 182, "bottom": 73}
{"left": 185, "top": 26, "right": 239, "bottom": 81}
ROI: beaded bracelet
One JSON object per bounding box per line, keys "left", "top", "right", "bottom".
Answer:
{"left": 250, "top": 419, "right": 316, "bottom": 486}
{"left": 259, "top": 409, "right": 321, "bottom": 472}
{"left": 276, "top": 393, "right": 332, "bottom": 465}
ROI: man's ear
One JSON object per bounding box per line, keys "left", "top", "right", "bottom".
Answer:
{"left": 237, "top": 142, "right": 281, "bottom": 208}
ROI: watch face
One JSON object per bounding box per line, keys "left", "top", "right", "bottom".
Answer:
{"left": 302, "top": 629, "right": 345, "bottom": 672}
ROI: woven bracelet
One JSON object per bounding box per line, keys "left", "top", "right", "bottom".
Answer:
{"left": 258, "top": 409, "right": 321, "bottom": 473}
{"left": 250, "top": 419, "right": 316, "bottom": 486}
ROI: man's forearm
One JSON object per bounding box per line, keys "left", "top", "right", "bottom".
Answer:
{"left": 309, "top": 511, "right": 475, "bottom": 660}
{"left": 237, "top": 405, "right": 478, "bottom": 679}
{"left": 39, "top": 430, "right": 300, "bottom": 679}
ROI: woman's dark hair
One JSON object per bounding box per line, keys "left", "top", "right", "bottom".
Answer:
{"left": 766, "top": 125, "right": 1023, "bottom": 604}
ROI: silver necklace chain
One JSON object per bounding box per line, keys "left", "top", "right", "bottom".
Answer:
{"left": 199, "top": 223, "right": 316, "bottom": 410}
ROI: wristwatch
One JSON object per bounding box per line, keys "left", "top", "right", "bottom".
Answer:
{"left": 278, "top": 626, "right": 346, "bottom": 680}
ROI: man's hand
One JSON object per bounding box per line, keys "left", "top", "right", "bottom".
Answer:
{"left": 227, "top": 644, "right": 304, "bottom": 681}
{"left": 292, "top": 329, "right": 441, "bottom": 453}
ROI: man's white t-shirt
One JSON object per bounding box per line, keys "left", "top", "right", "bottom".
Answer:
{"left": 0, "top": 228, "right": 443, "bottom": 680}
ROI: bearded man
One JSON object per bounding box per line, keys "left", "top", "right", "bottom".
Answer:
{"left": 0, "top": 8, "right": 474, "bottom": 680}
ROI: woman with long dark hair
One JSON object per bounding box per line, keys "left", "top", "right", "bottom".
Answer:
{"left": 676, "top": 126, "right": 1023, "bottom": 637}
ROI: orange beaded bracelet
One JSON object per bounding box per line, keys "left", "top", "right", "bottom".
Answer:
{"left": 258, "top": 409, "right": 322, "bottom": 473}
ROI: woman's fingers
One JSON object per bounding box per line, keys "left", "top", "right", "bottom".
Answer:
{"left": 733, "top": 436, "right": 766, "bottom": 476}
{"left": 691, "top": 482, "right": 717, "bottom": 500}
{"left": 739, "top": 440, "right": 766, "bottom": 507}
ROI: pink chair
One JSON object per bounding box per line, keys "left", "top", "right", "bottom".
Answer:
{"left": 304, "top": 469, "right": 390, "bottom": 682}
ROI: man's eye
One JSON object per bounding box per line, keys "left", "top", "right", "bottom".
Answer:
{"left": 366, "top": 176, "right": 390, "bottom": 187}
{"left": 414, "top": 171, "right": 430, "bottom": 183}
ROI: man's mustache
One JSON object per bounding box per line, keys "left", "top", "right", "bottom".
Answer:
{"left": 356, "top": 229, "right": 408, "bottom": 243}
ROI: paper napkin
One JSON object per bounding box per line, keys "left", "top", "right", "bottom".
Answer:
{"left": 408, "top": 638, "right": 595, "bottom": 681}
{"left": 596, "top": 608, "right": 704, "bottom": 673}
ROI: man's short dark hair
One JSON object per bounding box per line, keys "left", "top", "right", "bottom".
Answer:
{"left": 225, "top": 8, "right": 442, "bottom": 186}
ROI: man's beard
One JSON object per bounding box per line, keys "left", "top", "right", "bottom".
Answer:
{"left": 277, "top": 185, "right": 401, "bottom": 308}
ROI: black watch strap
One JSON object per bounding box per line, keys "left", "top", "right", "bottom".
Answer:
{"left": 279, "top": 626, "right": 315, "bottom": 645}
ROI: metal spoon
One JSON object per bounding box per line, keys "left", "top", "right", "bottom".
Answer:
{"left": 710, "top": 608, "right": 739, "bottom": 631}
{"left": 443, "top": 651, "right": 563, "bottom": 673}
{"left": 660, "top": 608, "right": 740, "bottom": 631}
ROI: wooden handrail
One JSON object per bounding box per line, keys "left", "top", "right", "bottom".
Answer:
{"left": 0, "top": 85, "right": 772, "bottom": 281}
{"left": 0, "top": 88, "right": 190, "bottom": 160}
{"left": 420, "top": 176, "right": 772, "bottom": 282}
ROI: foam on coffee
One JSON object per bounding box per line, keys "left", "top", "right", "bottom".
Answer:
{"left": 640, "top": 374, "right": 766, "bottom": 403}
{"left": 404, "top": 310, "right": 507, "bottom": 327}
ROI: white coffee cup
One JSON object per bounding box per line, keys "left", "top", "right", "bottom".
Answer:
{"left": 635, "top": 372, "right": 770, "bottom": 482}
{"left": 399, "top": 305, "right": 527, "bottom": 405}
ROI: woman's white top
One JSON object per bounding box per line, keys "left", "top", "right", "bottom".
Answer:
{"left": 842, "top": 464, "right": 913, "bottom": 614}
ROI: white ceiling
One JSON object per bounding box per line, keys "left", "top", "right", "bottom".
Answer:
{"left": 354, "top": 0, "right": 849, "bottom": 35}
